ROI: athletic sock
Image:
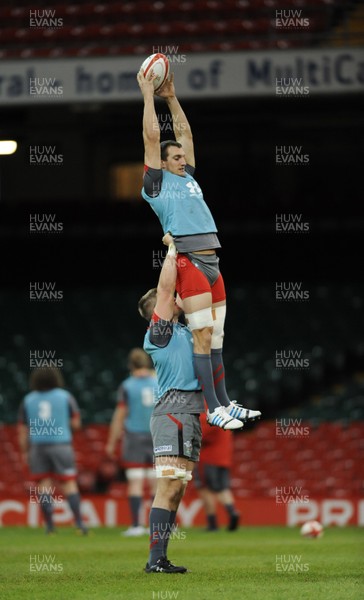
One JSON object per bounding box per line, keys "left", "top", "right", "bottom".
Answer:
{"left": 39, "top": 493, "right": 54, "bottom": 532}
{"left": 149, "top": 507, "right": 170, "bottom": 565}
{"left": 193, "top": 353, "right": 220, "bottom": 411}
{"left": 211, "top": 348, "right": 230, "bottom": 407}
{"left": 224, "top": 503, "right": 237, "bottom": 517}
{"left": 67, "top": 492, "right": 84, "bottom": 528}
{"left": 207, "top": 514, "right": 218, "bottom": 530}
{"left": 164, "top": 510, "right": 176, "bottom": 556}
{"left": 129, "top": 496, "right": 142, "bottom": 528}
{"left": 226, "top": 504, "right": 240, "bottom": 530}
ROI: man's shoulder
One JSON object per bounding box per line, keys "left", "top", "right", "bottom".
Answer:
{"left": 120, "top": 376, "right": 131, "bottom": 388}
{"left": 52, "top": 387, "right": 71, "bottom": 400}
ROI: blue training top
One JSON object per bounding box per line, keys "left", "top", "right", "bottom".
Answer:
{"left": 21, "top": 388, "right": 78, "bottom": 444}
{"left": 117, "top": 374, "right": 158, "bottom": 434}
{"left": 141, "top": 169, "right": 218, "bottom": 236}
{"left": 143, "top": 322, "right": 200, "bottom": 398}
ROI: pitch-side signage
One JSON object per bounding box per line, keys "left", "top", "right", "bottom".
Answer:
{"left": 0, "top": 48, "right": 363, "bottom": 105}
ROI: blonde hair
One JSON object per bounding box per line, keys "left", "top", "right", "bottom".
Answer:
{"left": 138, "top": 287, "right": 157, "bottom": 321}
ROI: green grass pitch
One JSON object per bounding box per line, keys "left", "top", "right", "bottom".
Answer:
{"left": 0, "top": 526, "right": 362, "bottom": 600}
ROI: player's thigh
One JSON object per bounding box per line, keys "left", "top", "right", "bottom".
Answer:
{"left": 150, "top": 414, "right": 184, "bottom": 462}
{"left": 211, "top": 273, "right": 226, "bottom": 306}
{"left": 204, "top": 464, "right": 226, "bottom": 492}
{"left": 218, "top": 467, "right": 231, "bottom": 491}
{"left": 47, "top": 444, "right": 77, "bottom": 478}
{"left": 176, "top": 255, "right": 212, "bottom": 306}
{"left": 150, "top": 413, "right": 201, "bottom": 463}
{"left": 29, "top": 444, "right": 52, "bottom": 476}
{"left": 122, "top": 430, "right": 154, "bottom": 468}
{"left": 183, "top": 292, "right": 212, "bottom": 314}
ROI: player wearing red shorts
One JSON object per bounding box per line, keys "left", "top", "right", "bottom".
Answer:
{"left": 194, "top": 412, "right": 240, "bottom": 531}
{"left": 137, "top": 69, "right": 261, "bottom": 430}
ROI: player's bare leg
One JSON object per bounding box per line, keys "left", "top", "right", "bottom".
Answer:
{"left": 123, "top": 470, "right": 149, "bottom": 536}
{"left": 198, "top": 487, "right": 219, "bottom": 531}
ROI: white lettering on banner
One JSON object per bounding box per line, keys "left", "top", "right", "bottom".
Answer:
{"left": 77, "top": 500, "right": 101, "bottom": 526}
{"left": 177, "top": 499, "right": 203, "bottom": 526}
{"left": 0, "top": 501, "right": 24, "bottom": 524}
{"left": 358, "top": 500, "right": 364, "bottom": 526}
{"left": 322, "top": 500, "right": 353, "bottom": 526}
{"left": 287, "top": 501, "right": 318, "bottom": 526}
{"left": 288, "top": 500, "right": 357, "bottom": 526}
{"left": 105, "top": 500, "right": 117, "bottom": 527}
{"left": 0, "top": 49, "right": 363, "bottom": 105}
{"left": 0, "top": 498, "right": 362, "bottom": 526}
{"left": 28, "top": 501, "right": 38, "bottom": 527}
{"left": 52, "top": 501, "right": 74, "bottom": 524}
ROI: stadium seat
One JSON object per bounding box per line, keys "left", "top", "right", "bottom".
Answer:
{"left": 0, "top": 0, "right": 360, "bottom": 57}
{"left": 0, "top": 419, "right": 363, "bottom": 498}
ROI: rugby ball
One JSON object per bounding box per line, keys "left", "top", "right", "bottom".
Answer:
{"left": 140, "top": 53, "right": 170, "bottom": 92}
{"left": 300, "top": 520, "right": 323, "bottom": 538}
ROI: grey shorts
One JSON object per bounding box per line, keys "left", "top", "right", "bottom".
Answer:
{"left": 122, "top": 430, "right": 154, "bottom": 467}
{"left": 150, "top": 413, "right": 202, "bottom": 462}
{"left": 194, "top": 464, "right": 230, "bottom": 492}
{"left": 29, "top": 443, "right": 77, "bottom": 480}
{"left": 185, "top": 252, "right": 220, "bottom": 286}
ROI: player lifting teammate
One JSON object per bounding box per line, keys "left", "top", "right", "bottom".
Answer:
{"left": 137, "top": 68, "right": 261, "bottom": 430}
{"left": 138, "top": 237, "right": 205, "bottom": 573}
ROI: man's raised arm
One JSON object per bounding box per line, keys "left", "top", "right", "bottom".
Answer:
{"left": 156, "top": 74, "right": 195, "bottom": 167}
{"left": 154, "top": 235, "right": 178, "bottom": 321}
{"left": 137, "top": 70, "right": 161, "bottom": 169}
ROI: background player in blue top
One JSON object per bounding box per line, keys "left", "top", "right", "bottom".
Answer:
{"left": 137, "top": 69, "right": 261, "bottom": 430}
{"left": 106, "top": 347, "right": 157, "bottom": 537}
{"left": 17, "top": 367, "right": 87, "bottom": 534}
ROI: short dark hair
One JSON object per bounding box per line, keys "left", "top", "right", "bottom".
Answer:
{"left": 160, "top": 140, "right": 182, "bottom": 161}
{"left": 29, "top": 367, "right": 65, "bottom": 391}
{"left": 138, "top": 288, "right": 157, "bottom": 321}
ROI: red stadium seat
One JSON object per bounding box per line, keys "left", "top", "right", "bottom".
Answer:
{"left": 108, "top": 482, "right": 127, "bottom": 498}
{"left": 0, "top": 422, "right": 362, "bottom": 500}
{"left": 0, "top": 0, "right": 356, "bottom": 58}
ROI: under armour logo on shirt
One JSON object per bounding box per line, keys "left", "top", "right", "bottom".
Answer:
{"left": 186, "top": 181, "right": 202, "bottom": 196}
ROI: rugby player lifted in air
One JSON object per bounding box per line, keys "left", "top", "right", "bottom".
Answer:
{"left": 137, "top": 69, "right": 261, "bottom": 430}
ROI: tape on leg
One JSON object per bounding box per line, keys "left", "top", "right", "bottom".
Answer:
{"left": 125, "top": 468, "right": 146, "bottom": 481}
{"left": 211, "top": 305, "right": 226, "bottom": 349}
{"left": 183, "top": 471, "right": 193, "bottom": 483}
{"left": 185, "top": 307, "right": 213, "bottom": 331}
{"left": 155, "top": 465, "right": 187, "bottom": 480}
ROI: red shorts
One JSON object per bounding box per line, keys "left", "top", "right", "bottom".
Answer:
{"left": 176, "top": 254, "right": 226, "bottom": 303}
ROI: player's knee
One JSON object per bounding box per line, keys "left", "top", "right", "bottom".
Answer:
{"left": 125, "top": 468, "right": 145, "bottom": 481}
{"left": 191, "top": 327, "right": 213, "bottom": 354}
{"left": 211, "top": 305, "right": 226, "bottom": 349}
{"left": 168, "top": 483, "right": 185, "bottom": 506}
